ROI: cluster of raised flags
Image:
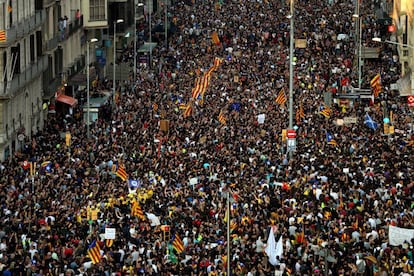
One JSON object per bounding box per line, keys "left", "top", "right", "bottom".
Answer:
{"left": 275, "top": 88, "right": 287, "bottom": 106}
{"left": 319, "top": 102, "right": 332, "bottom": 118}
{"left": 370, "top": 73, "right": 381, "bottom": 98}
{"left": 182, "top": 57, "right": 223, "bottom": 118}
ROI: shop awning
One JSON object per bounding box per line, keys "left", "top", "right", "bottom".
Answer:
{"left": 56, "top": 94, "right": 78, "bottom": 107}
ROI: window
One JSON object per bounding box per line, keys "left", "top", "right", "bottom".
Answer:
{"left": 90, "top": 0, "right": 105, "bottom": 21}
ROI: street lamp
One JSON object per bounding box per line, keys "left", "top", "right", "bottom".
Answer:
{"left": 287, "top": 0, "right": 295, "bottom": 157}
{"left": 86, "top": 38, "right": 98, "bottom": 139}
{"left": 353, "top": 14, "right": 362, "bottom": 89}
{"left": 134, "top": 2, "right": 145, "bottom": 85}
{"left": 113, "top": 18, "right": 124, "bottom": 108}
{"left": 372, "top": 37, "right": 414, "bottom": 49}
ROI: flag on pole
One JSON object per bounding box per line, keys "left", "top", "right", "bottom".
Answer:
{"left": 370, "top": 73, "right": 381, "bottom": 98}
{"left": 275, "top": 88, "right": 287, "bottom": 105}
{"left": 364, "top": 113, "right": 378, "bottom": 130}
{"left": 116, "top": 164, "right": 128, "bottom": 181}
{"left": 87, "top": 240, "right": 101, "bottom": 264}
{"left": 171, "top": 233, "right": 185, "bottom": 253}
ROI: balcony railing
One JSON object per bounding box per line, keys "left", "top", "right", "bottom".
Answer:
{"left": 60, "top": 15, "right": 84, "bottom": 42}
{"left": 0, "top": 10, "right": 46, "bottom": 47}
{"left": 44, "top": 33, "right": 60, "bottom": 52}
{"left": 0, "top": 55, "right": 48, "bottom": 97}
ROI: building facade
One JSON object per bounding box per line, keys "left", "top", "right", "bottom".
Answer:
{"left": 0, "top": 0, "right": 85, "bottom": 161}
{"left": 0, "top": 0, "right": 47, "bottom": 160}
{"left": 392, "top": 0, "right": 414, "bottom": 95}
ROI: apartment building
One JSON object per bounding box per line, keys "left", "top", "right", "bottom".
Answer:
{"left": 392, "top": 0, "right": 414, "bottom": 96}
{"left": 0, "top": 0, "right": 85, "bottom": 161}
{"left": 0, "top": 0, "right": 46, "bottom": 160}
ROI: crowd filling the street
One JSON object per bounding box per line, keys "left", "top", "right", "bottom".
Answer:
{"left": 1, "top": 0, "right": 414, "bottom": 275}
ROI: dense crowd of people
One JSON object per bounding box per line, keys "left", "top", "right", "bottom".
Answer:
{"left": 1, "top": 0, "right": 414, "bottom": 275}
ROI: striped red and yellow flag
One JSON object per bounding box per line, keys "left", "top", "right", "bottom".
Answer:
{"left": 183, "top": 104, "right": 192, "bottom": 118}
{"left": 105, "top": 239, "right": 114, "bottom": 248}
{"left": 0, "top": 30, "right": 6, "bottom": 42}
{"left": 172, "top": 233, "right": 185, "bottom": 253}
{"left": 275, "top": 88, "right": 287, "bottom": 105}
{"left": 211, "top": 31, "right": 220, "bottom": 46}
{"left": 131, "top": 200, "right": 145, "bottom": 220}
{"left": 370, "top": 74, "right": 381, "bottom": 98}
{"left": 213, "top": 57, "right": 223, "bottom": 69}
{"left": 218, "top": 110, "right": 226, "bottom": 125}
{"left": 116, "top": 164, "right": 128, "bottom": 181}
{"left": 191, "top": 77, "right": 202, "bottom": 99}
{"left": 87, "top": 240, "right": 101, "bottom": 264}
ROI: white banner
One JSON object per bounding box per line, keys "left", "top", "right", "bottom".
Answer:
{"left": 389, "top": 225, "right": 414, "bottom": 246}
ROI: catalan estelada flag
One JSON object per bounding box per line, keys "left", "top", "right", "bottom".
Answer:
{"left": 275, "top": 88, "right": 287, "bottom": 105}
{"left": 319, "top": 103, "right": 332, "bottom": 119}
{"left": 171, "top": 233, "right": 185, "bottom": 253}
{"left": 326, "top": 132, "right": 338, "bottom": 147}
{"left": 116, "top": 164, "right": 128, "bottom": 181}
{"left": 0, "top": 30, "right": 6, "bottom": 42}
{"left": 87, "top": 240, "right": 101, "bottom": 264}
{"left": 370, "top": 73, "right": 381, "bottom": 98}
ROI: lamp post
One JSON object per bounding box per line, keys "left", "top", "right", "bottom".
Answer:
{"left": 149, "top": 1, "right": 153, "bottom": 68}
{"left": 372, "top": 37, "right": 414, "bottom": 49}
{"left": 164, "top": 0, "right": 168, "bottom": 47}
{"left": 287, "top": 0, "right": 295, "bottom": 157}
{"left": 134, "top": 2, "right": 145, "bottom": 85}
{"left": 86, "top": 38, "right": 98, "bottom": 139}
{"left": 113, "top": 19, "right": 124, "bottom": 108}
{"left": 352, "top": 14, "right": 362, "bottom": 89}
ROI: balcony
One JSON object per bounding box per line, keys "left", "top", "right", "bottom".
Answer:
{"left": 0, "top": 10, "right": 46, "bottom": 47}
{"left": 44, "top": 33, "right": 60, "bottom": 52}
{"left": 43, "top": 75, "right": 62, "bottom": 99}
{"left": 0, "top": 55, "right": 48, "bottom": 98}
{"left": 60, "top": 15, "right": 84, "bottom": 42}
{"left": 35, "top": 0, "right": 55, "bottom": 10}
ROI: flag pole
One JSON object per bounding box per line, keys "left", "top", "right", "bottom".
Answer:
{"left": 226, "top": 190, "right": 230, "bottom": 275}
